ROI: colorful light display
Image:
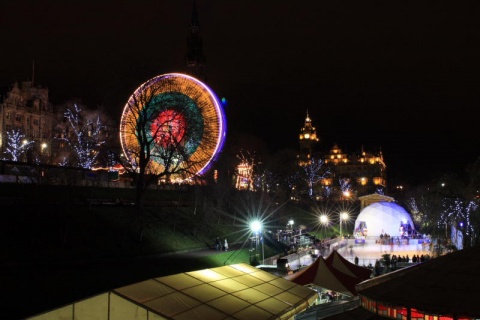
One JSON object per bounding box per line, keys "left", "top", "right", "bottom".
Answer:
{"left": 119, "top": 73, "right": 226, "bottom": 181}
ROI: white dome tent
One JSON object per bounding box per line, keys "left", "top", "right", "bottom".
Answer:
{"left": 354, "top": 201, "right": 415, "bottom": 238}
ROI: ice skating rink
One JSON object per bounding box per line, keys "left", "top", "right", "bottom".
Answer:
{"left": 284, "top": 238, "right": 432, "bottom": 270}
{"left": 331, "top": 238, "right": 431, "bottom": 266}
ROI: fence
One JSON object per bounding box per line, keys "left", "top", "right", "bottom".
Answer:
{"left": 295, "top": 298, "right": 360, "bottom": 320}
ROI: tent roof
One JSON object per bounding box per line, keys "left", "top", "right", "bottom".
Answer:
{"left": 356, "top": 245, "right": 480, "bottom": 318}
{"left": 324, "top": 250, "right": 372, "bottom": 281}
{"left": 28, "top": 263, "right": 318, "bottom": 320}
{"left": 284, "top": 253, "right": 367, "bottom": 297}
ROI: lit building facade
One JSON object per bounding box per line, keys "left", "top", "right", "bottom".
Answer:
{"left": 298, "top": 111, "right": 319, "bottom": 166}
{"left": 235, "top": 161, "right": 253, "bottom": 190}
{"left": 322, "top": 144, "right": 387, "bottom": 198}
{"left": 0, "top": 81, "right": 54, "bottom": 161}
{"left": 298, "top": 113, "right": 387, "bottom": 199}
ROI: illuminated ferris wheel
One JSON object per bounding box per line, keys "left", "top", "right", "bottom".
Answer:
{"left": 119, "top": 73, "right": 226, "bottom": 182}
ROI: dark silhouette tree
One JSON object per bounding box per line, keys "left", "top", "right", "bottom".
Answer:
{"left": 119, "top": 76, "right": 218, "bottom": 213}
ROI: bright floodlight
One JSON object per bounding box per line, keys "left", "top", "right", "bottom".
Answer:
{"left": 250, "top": 220, "right": 262, "bottom": 233}
{"left": 320, "top": 215, "right": 328, "bottom": 225}
{"left": 288, "top": 219, "right": 294, "bottom": 226}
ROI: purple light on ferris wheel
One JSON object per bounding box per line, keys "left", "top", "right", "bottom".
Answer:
{"left": 120, "top": 72, "right": 227, "bottom": 181}
{"left": 174, "top": 73, "right": 227, "bottom": 177}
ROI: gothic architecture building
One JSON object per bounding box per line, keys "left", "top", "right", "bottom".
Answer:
{"left": 0, "top": 81, "right": 54, "bottom": 161}
{"left": 298, "top": 111, "right": 319, "bottom": 166}
{"left": 0, "top": 80, "right": 116, "bottom": 167}
{"left": 298, "top": 112, "right": 387, "bottom": 199}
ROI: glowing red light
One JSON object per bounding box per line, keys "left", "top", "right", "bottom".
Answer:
{"left": 151, "top": 110, "right": 186, "bottom": 147}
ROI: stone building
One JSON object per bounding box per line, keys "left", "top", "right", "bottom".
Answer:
{"left": 297, "top": 112, "right": 387, "bottom": 199}
{"left": 298, "top": 111, "right": 319, "bottom": 166}
{"left": 0, "top": 81, "right": 54, "bottom": 161}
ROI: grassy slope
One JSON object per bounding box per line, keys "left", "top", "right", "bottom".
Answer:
{"left": 0, "top": 183, "right": 358, "bottom": 263}
{"left": 0, "top": 183, "right": 291, "bottom": 263}
{"left": 0, "top": 183, "right": 354, "bottom": 318}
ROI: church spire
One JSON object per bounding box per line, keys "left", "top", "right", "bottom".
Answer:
{"left": 190, "top": 0, "right": 200, "bottom": 28}
{"left": 185, "top": 0, "right": 206, "bottom": 81}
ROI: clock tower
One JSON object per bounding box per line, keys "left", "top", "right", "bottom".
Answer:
{"left": 299, "top": 111, "right": 319, "bottom": 165}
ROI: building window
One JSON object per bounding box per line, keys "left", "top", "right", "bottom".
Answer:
{"left": 359, "top": 177, "right": 368, "bottom": 185}
{"left": 15, "top": 114, "right": 22, "bottom": 121}
{"left": 33, "top": 119, "right": 39, "bottom": 126}
{"left": 6, "top": 112, "right": 11, "bottom": 120}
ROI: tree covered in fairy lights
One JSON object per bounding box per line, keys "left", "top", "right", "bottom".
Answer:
{"left": 253, "top": 169, "right": 278, "bottom": 193}
{"left": 58, "top": 104, "right": 105, "bottom": 169}
{"left": 302, "top": 157, "right": 328, "bottom": 198}
{"left": 444, "top": 197, "right": 478, "bottom": 248}
{"left": 263, "top": 148, "right": 301, "bottom": 200}
{"left": 3, "top": 129, "right": 34, "bottom": 161}
{"left": 406, "top": 168, "right": 480, "bottom": 251}
{"left": 338, "top": 177, "right": 353, "bottom": 199}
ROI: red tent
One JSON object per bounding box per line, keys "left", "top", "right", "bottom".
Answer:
{"left": 285, "top": 256, "right": 361, "bottom": 296}
{"left": 325, "top": 250, "right": 372, "bottom": 281}
{"left": 284, "top": 251, "right": 371, "bottom": 296}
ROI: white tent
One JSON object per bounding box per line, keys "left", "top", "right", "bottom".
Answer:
{"left": 354, "top": 201, "right": 415, "bottom": 237}
{"left": 26, "top": 263, "right": 317, "bottom": 320}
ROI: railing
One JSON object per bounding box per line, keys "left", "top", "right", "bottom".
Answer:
{"left": 263, "top": 254, "right": 282, "bottom": 266}
{"left": 295, "top": 298, "right": 361, "bottom": 320}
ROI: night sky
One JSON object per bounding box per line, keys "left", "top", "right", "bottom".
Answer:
{"left": 1, "top": 1, "right": 479, "bottom": 186}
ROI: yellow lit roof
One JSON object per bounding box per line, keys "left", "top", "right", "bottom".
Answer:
{"left": 27, "top": 263, "right": 317, "bottom": 320}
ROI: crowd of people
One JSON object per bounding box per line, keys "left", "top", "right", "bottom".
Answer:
{"left": 391, "top": 254, "right": 428, "bottom": 264}
{"left": 376, "top": 233, "right": 430, "bottom": 245}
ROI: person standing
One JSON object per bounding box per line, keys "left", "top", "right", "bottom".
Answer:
{"left": 224, "top": 239, "right": 229, "bottom": 251}
{"left": 215, "top": 237, "right": 221, "bottom": 251}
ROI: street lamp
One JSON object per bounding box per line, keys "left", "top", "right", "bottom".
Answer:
{"left": 21, "top": 139, "right": 30, "bottom": 162}
{"left": 250, "top": 220, "right": 264, "bottom": 265}
{"left": 320, "top": 214, "right": 329, "bottom": 238}
{"left": 288, "top": 219, "right": 294, "bottom": 230}
{"left": 339, "top": 212, "right": 349, "bottom": 239}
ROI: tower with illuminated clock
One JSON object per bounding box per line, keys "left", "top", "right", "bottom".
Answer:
{"left": 298, "top": 111, "right": 319, "bottom": 166}
{"left": 296, "top": 113, "right": 387, "bottom": 199}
